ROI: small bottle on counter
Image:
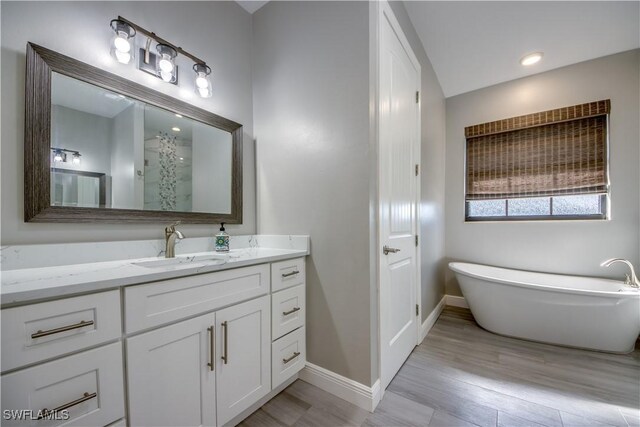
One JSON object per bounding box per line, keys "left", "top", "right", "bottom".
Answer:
{"left": 215, "top": 223, "right": 230, "bottom": 252}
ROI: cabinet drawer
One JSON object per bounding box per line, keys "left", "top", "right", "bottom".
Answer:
{"left": 272, "top": 285, "right": 305, "bottom": 340}
{"left": 1, "top": 342, "right": 125, "bottom": 427}
{"left": 271, "top": 258, "right": 305, "bottom": 292}
{"left": 125, "top": 264, "right": 270, "bottom": 333}
{"left": 1, "top": 290, "right": 121, "bottom": 372}
{"left": 272, "top": 327, "right": 306, "bottom": 389}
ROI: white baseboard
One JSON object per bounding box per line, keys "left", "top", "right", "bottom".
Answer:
{"left": 299, "top": 362, "right": 381, "bottom": 412}
{"left": 445, "top": 295, "right": 469, "bottom": 308}
{"left": 420, "top": 296, "right": 446, "bottom": 343}
{"left": 300, "top": 295, "right": 468, "bottom": 414}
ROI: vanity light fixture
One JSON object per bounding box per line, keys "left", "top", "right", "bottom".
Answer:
{"left": 520, "top": 52, "right": 543, "bottom": 66}
{"left": 110, "top": 19, "right": 136, "bottom": 64}
{"left": 51, "top": 148, "right": 81, "bottom": 164}
{"left": 53, "top": 149, "right": 65, "bottom": 163}
{"left": 110, "top": 16, "right": 213, "bottom": 98}
{"left": 156, "top": 44, "right": 178, "bottom": 83}
{"left": 193, "top": 63, "right": 213, "bottom": 98}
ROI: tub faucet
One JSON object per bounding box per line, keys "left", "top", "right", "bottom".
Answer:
{"left": 165, "top": 221, "right": 184, "bottom": 258}
{"left": 600, "top": 258, "right": 639, "bottom": 288}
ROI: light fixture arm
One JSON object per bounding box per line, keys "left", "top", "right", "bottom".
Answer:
{"left": 144, "top": 37, "right": 152, "bottom": 64}
{"left": 51, "top": 147, "right": 80, "bottom": 156}
{"left": 117, "top": 16, "right": 207, "bottom": 67}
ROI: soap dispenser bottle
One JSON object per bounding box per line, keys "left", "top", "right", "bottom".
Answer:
{"left": 215, "top": 223, "right": 230, "bottom": 252}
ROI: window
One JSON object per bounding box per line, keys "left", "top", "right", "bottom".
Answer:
{"left": 464, "top": 100, "right": 610, "bottom": 221}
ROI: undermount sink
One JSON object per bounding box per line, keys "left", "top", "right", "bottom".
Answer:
{"left": 132, "top": 254, "right": 227, "bottom": 269}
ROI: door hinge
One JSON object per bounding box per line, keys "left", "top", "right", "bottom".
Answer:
{"left": 415, "top": 235, "right": 418, "bottom": 247}
{"left": 416, "top": 91, "right": 420, "bottom": 104}
{"left": 415, "top": 164, "right": 419, "bottom": 176}
{"left": 416, "top": 304, "right": 419, "bottom": 316}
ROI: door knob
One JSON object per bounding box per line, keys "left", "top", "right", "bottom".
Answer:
{"left": 383, "top": 245, "right": 400, "bottom": 255}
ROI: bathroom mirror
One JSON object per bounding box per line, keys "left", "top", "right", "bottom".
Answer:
{"left": 25, "top": 43, "right": 242, "bottom": 224}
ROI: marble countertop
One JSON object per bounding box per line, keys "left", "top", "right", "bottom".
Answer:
{"left": 1, "top": 236, "right": 309, "bottom": 306}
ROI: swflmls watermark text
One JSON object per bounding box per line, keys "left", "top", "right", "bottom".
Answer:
{"left": 3, "top": 409, "right": 70, "bottom": 421}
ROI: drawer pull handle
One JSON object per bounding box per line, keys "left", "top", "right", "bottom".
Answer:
{"left": 282, "top": 307, "right": 301, "bottom": 316}
{"left": 31, "top": 320, "right": 94, "bottom": 339}
{"left": 221, "top": 321, "right": 228, "bottom": 364}
{"left": 37, "top": 392, "right": 97, "bottom": 419}
{"left": 282, "top": 270, "right": 300, "bottom": 278}
{"left": 207, "top": 326, "right": 215, "bottom": 372}
{"left": 283, "top": 352, "right": 301, "bottom": 364}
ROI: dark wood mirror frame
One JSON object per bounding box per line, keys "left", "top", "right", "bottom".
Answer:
{"left": 24, "top": 42, "right": 243, "bottom": 224}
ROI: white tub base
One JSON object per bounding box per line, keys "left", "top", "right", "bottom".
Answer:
{"left": 449, "top": 262, "right": 640, "bottom": 353}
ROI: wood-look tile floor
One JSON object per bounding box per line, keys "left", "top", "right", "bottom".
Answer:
{"left": 241, "top": 307, "right": 640, "bottom": 427}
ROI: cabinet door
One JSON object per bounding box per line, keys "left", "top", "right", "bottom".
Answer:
{"left": 216, "top": 295, "right": 271, "bottom": 425}
{"left": 127, "top": 313, "right": 216, "bottom": 427}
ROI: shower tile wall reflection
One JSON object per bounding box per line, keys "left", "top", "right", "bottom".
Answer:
{"left": 144, "top": 133, "right": 193, "bottom": 212}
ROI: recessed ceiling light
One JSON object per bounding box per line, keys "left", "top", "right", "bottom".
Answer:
{"left": 520, "top": 52, "right": 543, "bottom": 66}
{"left": 175, "top": 114, "right": 183, "bottom": 118}
{"left": 172, "top": 127, "right": 180, "bottom": 132}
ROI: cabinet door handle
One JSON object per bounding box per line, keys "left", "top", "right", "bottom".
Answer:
{"left": 221, "top": 321, "right": 228, "bottom": 364}
{"left": 283, "top": 352, "right": 301, "bottom": 364}
{"left": 37, "top": 392, "right": 97, "bottom": 419}
{"left": 383, "top": 245, "right": 400, "bottom": 255}
{"left": 282, "top": 307, "right": 301, "bottom": 316}
{"left": 282, "top": 270, "right": 300, "bottom": 278}
{"left": 31, "top": 320, "right": 94, "bottom": 339}
{"left": 207, "top": 326, "right": 215, "bottom": 371}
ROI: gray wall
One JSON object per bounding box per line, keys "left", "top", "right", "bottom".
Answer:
{"left": 51, "top": 105, "right": 113, "bottom": 175}
{"left": 445, "top": 50, "right": 640, "bottom": 295}
{"left": 253, "top": 1, "right": 373, "bottom": 386}
{"left": 388, "top": 2, "right": 447, "bottom": 322}
{"left": 253, "top": 1, "right": 447, "bottom": 386}
{"left": 1, "top": 1, "right": 255, "bottom": 244}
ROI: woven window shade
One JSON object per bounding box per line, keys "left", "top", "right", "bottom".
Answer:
{"left": 465, "top": 100, "right": 610, "bottom": 200}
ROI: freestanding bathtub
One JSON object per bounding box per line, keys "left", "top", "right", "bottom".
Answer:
{"left": 449, "top": 262, "right": 640, "bottom": 353}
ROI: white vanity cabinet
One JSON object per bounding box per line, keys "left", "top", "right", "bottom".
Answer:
{"left": 215, "top": 295, "right": 271, "bottom": 425}
{"left": 127, "top": 313, "right": 217, "bottom": 427}
{"left": 270, "top": 258, "right": 307, "bottom": 389}
{"left": 127, "top": 295, "right": 271, "bottom": 427}
{"left": 0, "top": 291, "right": 124, "bottom": 426}
{"left": 1, "top": 255, "right": 307, "bottom": 427}
{"left": 1, "top": 343, "right": 125, "bottom": 427}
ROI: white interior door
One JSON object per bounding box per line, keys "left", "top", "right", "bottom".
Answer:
{"left": 379, "top": 2, "right": 421, "bottom": 391}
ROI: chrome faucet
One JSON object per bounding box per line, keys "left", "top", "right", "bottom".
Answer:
{"left": 601, "top": 258, "right": 640, "bottom": 288}
{"left": 164, "top": 221, "right": 184, "bottom": 258}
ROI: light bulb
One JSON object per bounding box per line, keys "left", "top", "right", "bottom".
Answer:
{"left": 196, "top": 75, "right": 209, "bottom": 89}
{"left": 53, "top": 152, "right": 63, "bottom": 162}
{"left": 192, "top": 63, "right": 212, "bottom": 98}
{"left": 114, "top": 50, "right": 131, "bottom": 64}
{"left": 198, "top": 87, "right": 210, "bottom": 98}
{"left": 160, "top": 71, "right": 173, "bottom": 82}
{"left": 114, "top": 34, "right": 131, "bottom": 53}
{"left": 159, "top": 57, "right": 174, "bottom": 73}
{"left": 110, "top": 19, "right": 135, "bottom": 65}
{"left": 72, "top": 153, "right": 81, "bottom": 165}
